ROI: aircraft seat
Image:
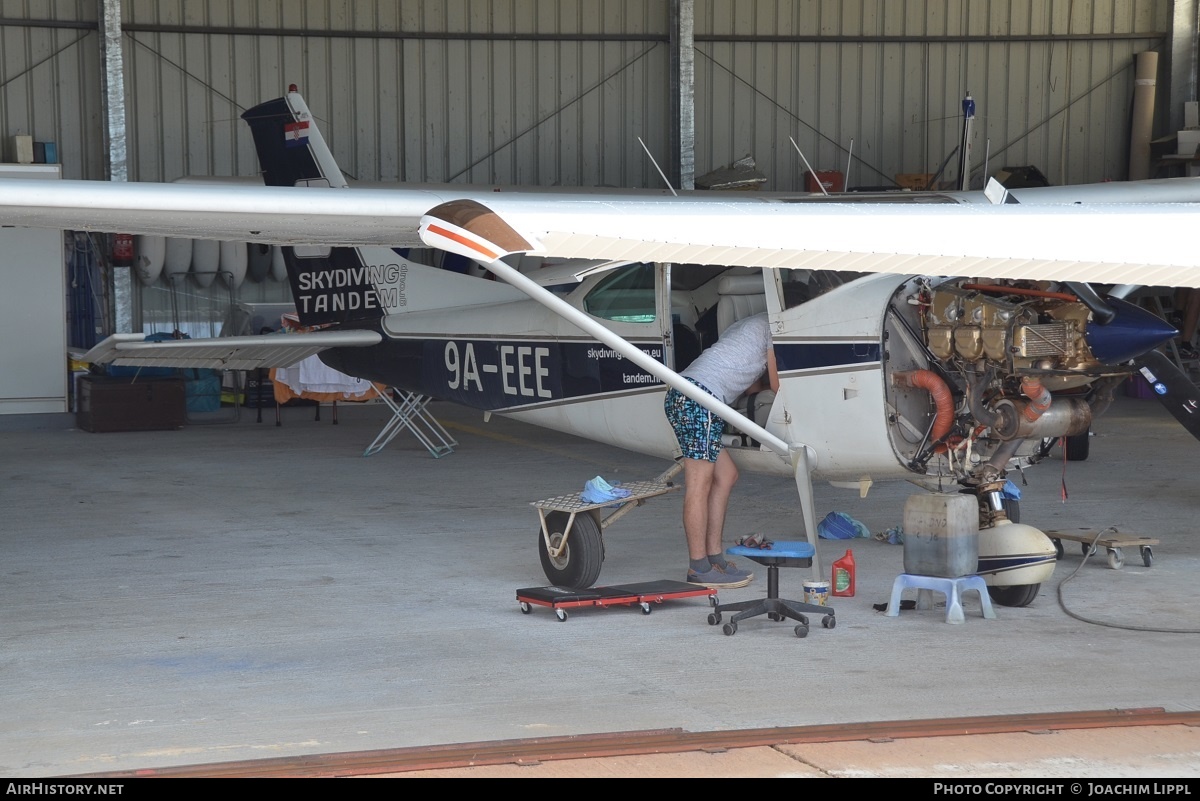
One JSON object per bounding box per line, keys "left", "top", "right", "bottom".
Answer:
{"left": 716, "top": 273, "right": 767, "bottom": 334}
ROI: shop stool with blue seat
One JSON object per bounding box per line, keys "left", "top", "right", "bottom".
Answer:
{"left": 706, "top": 539, "right": 835, "bottom": 637}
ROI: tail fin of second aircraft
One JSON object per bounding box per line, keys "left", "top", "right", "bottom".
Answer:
{"left": 241, "top": 86, "right": 518, "bottom": 328}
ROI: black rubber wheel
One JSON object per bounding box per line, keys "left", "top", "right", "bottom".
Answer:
{"left": 987, "top": 583, "right": 1040, "bottom": 607}
{"left": 708, "top": 595, "right": 719, "bottom": 607}
{"left": 794, "top": 625, "right": 809, "bottom": 638}
{"left": 707, "top": 612, "right": 721, "bottom": 625}
{"left": 767, "top": 612, "right": 780, "bottom": 622}
{"left": 1064, "top": 430, "right": 1090, "bottom": 462}
{"left": 538, "top": 511, "right": 604, "bottom": 588}
{"left": 1001, "top": 497, "right": 1021, "bottom": 524}
{"left": 1081, "top": 541, "right": 1097, "bottom": 557}
{"left": 722, "top": 622, "right": 737, "bottom": 636}
{"left": 1053, "top": 538, "right": 1064, "bottom": 560}
{"left": 1142, "top": 546, "right": 1153, "bottom": 567}
{"left": 519, "top": 601, "right": 532, "bottom": 614}
{"left": 822, "top": 615, "right": 836, "bottom": 629}
{"left": 555, "top": 608, "right": 568, "bottom": 622}
{"left": 640, "top": 602, "right": 652, "bottom": 615}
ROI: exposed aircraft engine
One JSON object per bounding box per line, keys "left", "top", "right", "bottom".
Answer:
{"left": 882, "top": 277, "right": 1145, "bottom": 495}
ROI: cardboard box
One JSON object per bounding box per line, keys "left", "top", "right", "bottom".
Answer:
{"left": 895, "top": 173, "right": 934, "bottom": 191}
{"left": 11, "top": 135, "right": 34, "bottom": 164}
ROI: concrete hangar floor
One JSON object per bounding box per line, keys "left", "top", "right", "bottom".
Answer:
{"left": 2, "top": 392, "right": 1198, "bottom": 778}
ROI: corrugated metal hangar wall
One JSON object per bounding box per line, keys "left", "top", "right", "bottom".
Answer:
{"left": 2, "top": 0, "right": 1191, "bottom": 190}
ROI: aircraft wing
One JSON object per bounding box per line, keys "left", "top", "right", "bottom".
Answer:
{"left": 2, "top": 177, "right": 1200, "bottom": 287}
{"left": 418, "top": 195, "right": 1200, "bottom": 289}
{"left": 81, "top": 330, "right": 382, "bottom": 371}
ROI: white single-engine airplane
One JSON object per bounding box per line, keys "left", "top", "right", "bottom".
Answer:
{"left": 4, "top": 87, "right": 1200, "bottom": 605}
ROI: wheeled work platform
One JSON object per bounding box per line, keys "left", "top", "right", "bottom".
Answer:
{"left": 517, "top": 580, "right": 718, "bottom": 622}
{"left": 1045, "top": 528, "right": 1159, "bottom": 570}
{"left": 530, "top": 464, "right": 682, "bottom": 588}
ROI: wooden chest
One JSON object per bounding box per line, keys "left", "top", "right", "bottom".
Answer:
{"left": 76, "top": 376, "right": 186, "bottom": 433}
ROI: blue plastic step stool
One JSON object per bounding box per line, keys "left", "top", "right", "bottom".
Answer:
{"left": 886, "top": 573, "right": 996, "bottom": 624}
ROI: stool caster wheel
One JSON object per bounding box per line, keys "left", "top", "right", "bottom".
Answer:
{"left": 640, "top": 602, "right": 652, "bottom": 615}
{"left": 707, "top": 612, "right": 721, "bottom": 626}
{"left": 722, "top": 621, "right": 738, "bottom": 636}
{"left": 1107, "top": 547, "right": 1124, "bottom": 570}
{"left": 1081, "top": 542, "right": 1097, "bottom": 557}
{"left": 822, "top": 615, "right": 836, "bottom": 629}
{"left": 555, "top": 608, "right": 568, "bottom": 622}
{"left": 794, "top": 624, "right": 809, "bottom": 638}
{"left": 519, "top": 601, "right": 532, "bottom": 614}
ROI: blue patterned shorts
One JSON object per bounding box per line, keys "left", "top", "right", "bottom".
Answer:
{"left": 664, "top": 378, "right": 725, "bottom": 462}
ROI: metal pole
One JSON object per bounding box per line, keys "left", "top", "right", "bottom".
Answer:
{"left": 98, "top": 0, "right": 132, "bottom": 334}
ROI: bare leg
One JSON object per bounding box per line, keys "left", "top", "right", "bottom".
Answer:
{"left": 681, "top": 457, "right": 716, "bottom": 560}
{"left": 705, "top": 449, "right": 739, "bottom": 556}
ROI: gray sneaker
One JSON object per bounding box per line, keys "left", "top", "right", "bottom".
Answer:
{"left": 716, "top": 559, "right": 755, "bottom": 584}
{"left": 687, "top": 564, "right": 753, "bottom": 589}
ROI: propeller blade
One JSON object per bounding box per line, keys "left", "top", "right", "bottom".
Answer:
{"left": 1131, "top": 349, "right": 1200, "bottom": 441}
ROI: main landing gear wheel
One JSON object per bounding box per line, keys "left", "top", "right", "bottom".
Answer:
{"left": 987, "top": 583, "right": 1041, "bottom": 608}
{"left": 1064, "top": 429, "right": 1090, "bottom": 461}
{"left": 538, "top": 511, "right": 604, "bottom": 588}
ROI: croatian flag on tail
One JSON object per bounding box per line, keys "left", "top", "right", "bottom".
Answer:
{"left": 284, "top": 120, "right": 310, "bottom": 148}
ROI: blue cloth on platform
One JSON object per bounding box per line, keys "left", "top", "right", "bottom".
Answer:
{"left": 580, "top": 476, "right": 632, "bottom": 505}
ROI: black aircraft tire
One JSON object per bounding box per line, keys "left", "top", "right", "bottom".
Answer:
{"left": 1001, "top": 497, "right": 1021, "bottom": 524}
{"left": 1064, "top": 430, "right": 1090, "bottom": 462}
{"left": 538, "top": 511, "right": 604, "bottom": 589}
{"left": 987, "top": 583, "right": 1041, "bottom": 608}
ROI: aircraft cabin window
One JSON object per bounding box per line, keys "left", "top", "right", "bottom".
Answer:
{"left": 781, "top": 269, "right": 867, "bottom": 309}
{"left": 583, "top": 262, "right": 657, "bottom": 323}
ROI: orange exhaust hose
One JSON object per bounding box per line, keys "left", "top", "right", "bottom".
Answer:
{"left": 961, "top": 283, "right": 1079, "bottom": 302}
{"left": 894, "top": 370, "right": 955, "bottom": 448}
{"left": 1020, "top": 376, "right": 1052, "bottom": 422}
